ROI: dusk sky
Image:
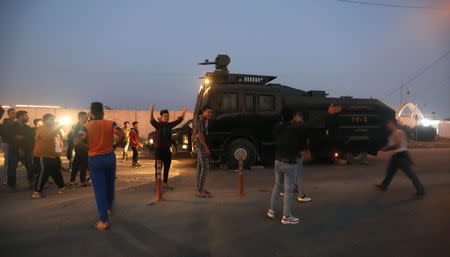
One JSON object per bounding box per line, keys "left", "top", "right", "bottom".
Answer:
{"left": 1, "top": 0, "right": 449, "bottom": 117}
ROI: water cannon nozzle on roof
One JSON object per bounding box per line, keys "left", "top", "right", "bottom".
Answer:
{"left": 199, "top": 54, "right": 230, "bottom": 72}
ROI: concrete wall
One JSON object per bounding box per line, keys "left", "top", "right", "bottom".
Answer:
{"left": 438, "top": 121, "right": 450, "bottom": 139}
{"left": 1, "top": 107, "right": 194, "bottom": 140}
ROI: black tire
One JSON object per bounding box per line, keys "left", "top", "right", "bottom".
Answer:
{"left": 345, "top": 152, "right": 367, "bottom": 164}
{"left": 224, "top": 139, "right": 257, "bottom": 169}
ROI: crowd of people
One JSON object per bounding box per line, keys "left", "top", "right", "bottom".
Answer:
{"left": 0, "top": 102, "right": 425, "bottom": 229}
{"left": 0, "top": 103, "right": 187, "bottom": 230}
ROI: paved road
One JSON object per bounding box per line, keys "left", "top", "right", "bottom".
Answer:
{"left": 0, "top": 149, "right": 449, "bottom": 257}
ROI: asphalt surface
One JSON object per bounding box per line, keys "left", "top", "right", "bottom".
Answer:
{"left": 0, "top": 148, "right": 449, "bottom": 257}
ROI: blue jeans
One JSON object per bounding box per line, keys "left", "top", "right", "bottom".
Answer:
{"left": 296, "top": 157, "right": 305, "bottom": 197}
{"left": 89, "top": 151, "right": 116, "bottom": 223}
{"left": 280, "top": 157, "right": 305, "bottom": 197}
{"left": 270, "top": 160, "right": 297, "bottom": 217}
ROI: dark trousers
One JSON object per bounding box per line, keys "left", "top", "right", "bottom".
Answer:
{"left": 155, "top": 148, "right": 172, "bottom": 183}
{"left": 132, "top": 147, "right": 138, "bottom": 163}
{"left": 35, "top": 157, "right": 66, "bottom": 192}
{"left": 7, "top": 150, "right": 34, "bottom": 187}
{"left": 70, "top": 149, "right": 88, "bottom": 183}
{"left": 381, "top": 151, "right": 424, "bottom": 193}
{"left": 32, "top": 157, "right": 40, "bottom": 176}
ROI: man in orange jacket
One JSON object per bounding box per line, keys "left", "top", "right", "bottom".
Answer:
{"left": 32, "top": 113, "right": 72, "bottom": 198}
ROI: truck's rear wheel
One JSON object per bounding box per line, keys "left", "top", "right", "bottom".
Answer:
{"left": 346, "top": 152, "right": 368, "bottom": 164}
{"left": 224, "top": 139, "right": 257, "bottom": 169}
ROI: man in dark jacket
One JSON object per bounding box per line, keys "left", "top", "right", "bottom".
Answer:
{"left": 150, "top": 105, "right": 186, "bottom": 188}
{"left": 7, "top": 110, "right": 34, "bottom": 192}
{"left": 267, "top": 105, "right": 341, "bottom": 224}
{"left": 1, "top": 108, "right": 16, "bottom": 186}
{"left": 70, "top": 112, "right": 89, "bottom": 186}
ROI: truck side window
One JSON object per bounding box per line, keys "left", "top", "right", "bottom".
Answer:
{"left": 222, "top": 93, "right": 238, "bottom": 113}
{"left": 259, "top": 95, "right": 275, "bottom": 112}
{"left": 245, "top": 95, "right": 255, "bottom": 112}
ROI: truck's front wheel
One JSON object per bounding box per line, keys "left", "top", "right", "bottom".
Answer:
{"left": 224, "top": 139, "right": 257, "bottom": 169}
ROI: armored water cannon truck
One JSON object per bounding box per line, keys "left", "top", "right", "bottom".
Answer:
{"left": 193, "top": 55, "right": 395, "bottom": 169}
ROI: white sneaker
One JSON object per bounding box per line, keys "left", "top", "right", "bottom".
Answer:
{"left": 266, "top": 209, "right": 276, "bottom": 219}
{"left": 281, "top": 216, "right": 300, "bottom": 224}
{"left": 297, "top": 196, "right": 312, "bottom": 202}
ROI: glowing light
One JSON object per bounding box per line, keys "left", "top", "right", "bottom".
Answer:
{"left": 15, "top": 105, "right": 61, "bottom": 108}
{"left": 59, "top": 117, "right": 72, "bottom": 126}
{"left": 149, "top": 139, "right": 154, "bottom": 144}
{"left": 334, "top": 152, "right": 339, "bottom": 158}
{"left": 182, "top": 144, "right": 188, "bottom": 149}
{"left": 421, "top": 119, "right": 440, "bottom": 127}
{"left": 204, "top": 78, "right": 210, "bottom": 84}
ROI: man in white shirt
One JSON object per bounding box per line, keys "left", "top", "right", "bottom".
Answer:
{"left": 376, "top": 120, "right": 424, "bottom": 196}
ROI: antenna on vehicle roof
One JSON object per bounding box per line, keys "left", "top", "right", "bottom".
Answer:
{"left": 198, "top": 54, "right": 230, "bottom": 73}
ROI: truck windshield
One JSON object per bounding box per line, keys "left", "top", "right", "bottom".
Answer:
{"left": 194, "top": 87, "right": 210, "bottom": 118}
{"left": 199, "top": 87, "right": 210, "bottom": 110}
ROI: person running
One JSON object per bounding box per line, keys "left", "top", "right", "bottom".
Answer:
{"left": 32, "top": 113, "right": 72, "bottom": 198}
{"left": 74, "top": 102, "right": 124, "bottom": 230}
{"left": 70, "top": 112, "right": 89, "bottom": 187}
{"left": 6, "top": 111, "right": 34, "bottom": 192}
{"left": 129, "top": 121, "right": 141, "bottom": 167}
{"left": 267, "top": 105, "right": 342, "bottom": 224}
{"left": 121, "top": 121, "right": 131, "bottom": 162}
{"left": 1, "top": 108, "right": 16, "bottom": 185}
{"left": 195, "top": 105, "right": 212, "bottom": 198}
{"left": 150, "top": 105, "right": 187, "bottom": 188}
{"left": 376, "top": 119, "right": 425, "bottom": 196}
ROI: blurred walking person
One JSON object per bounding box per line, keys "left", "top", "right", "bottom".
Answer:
{"left": 6, "top": 111, "right": 34, "bottom": 192}
{"left": 70, "top": 112, "right": 89, "bottom": 187}
{"left": 1, "top": 108, "right": 16, "bottom": 185}
{"left": 376, "top": 120, "right": 425, "bottom": 196}
{"left": 129, "top": 121, "right": 141, "bottom": 167}
{"left": 32, "top": 114, "right": 72, "bottom": 198}
{"left": 121, "top": 121, "right": 131, "bottom": 162}
{"left": 150, "top": 105, "right": 186, "bottom": 188}
{"left": 74, "top": 102, "right": 124, "bottom": 230}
